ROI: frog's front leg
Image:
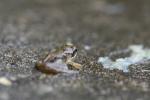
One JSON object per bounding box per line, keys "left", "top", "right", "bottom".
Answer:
{"left": 66, "top": 60, "right": 82, "bottom": 69}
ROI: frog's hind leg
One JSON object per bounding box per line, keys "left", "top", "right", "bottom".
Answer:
{"left": 43, "top": 53, "right": 56, "bottom": 62}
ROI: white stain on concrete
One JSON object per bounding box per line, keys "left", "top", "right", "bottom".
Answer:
{"left": 98, "top": 45, "right": 150, "bottom": 72}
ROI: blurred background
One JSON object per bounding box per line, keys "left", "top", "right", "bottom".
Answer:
{"left": 0, "top": 0, "right": 150, "bottom": 46}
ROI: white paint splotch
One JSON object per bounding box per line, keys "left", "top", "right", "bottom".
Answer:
{"left": 98, "top": 45, "right": 150, "bottom": 72}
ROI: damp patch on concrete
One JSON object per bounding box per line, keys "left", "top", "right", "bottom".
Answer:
{"left": 98, "top": 45, "right": 150, "bottom": 72}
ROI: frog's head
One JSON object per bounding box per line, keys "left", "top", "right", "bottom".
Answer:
{"left": 63, "top": 43, "right": 78, "bottom": 60}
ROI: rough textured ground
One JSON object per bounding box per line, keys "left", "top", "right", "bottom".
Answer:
{"left": 0, "top": 0, "right": 150, "bottom": 100}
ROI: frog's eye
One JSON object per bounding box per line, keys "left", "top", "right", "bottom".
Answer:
{"left": 72, "top": 49, "right": 77, "bottom": 57}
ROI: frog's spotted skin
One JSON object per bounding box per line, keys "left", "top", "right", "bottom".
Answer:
{"left": 36, "top": 44, "right": 81, "bottom": 75}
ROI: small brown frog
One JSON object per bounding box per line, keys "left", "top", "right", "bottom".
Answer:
{"left": 36, "top": 43, "right": 82, "bottom": 75}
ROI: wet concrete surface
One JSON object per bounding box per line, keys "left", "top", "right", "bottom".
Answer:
{"left": 0, "top": 0, "right": 150, "bottom": 100}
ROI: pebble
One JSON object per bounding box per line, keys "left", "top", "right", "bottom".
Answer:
{"left": 84, "top": 45, "right": 91, "bottom": 50}
{"left": 0, "top": 77, "right": 12, "bottom": 86}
